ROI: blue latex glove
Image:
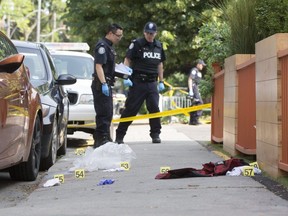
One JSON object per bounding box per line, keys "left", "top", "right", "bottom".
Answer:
{"left": 123, "top": 78, "right": 133, "bottom": 87}
{"left": 97, "top": 179, "right": 115, "bottom": 186}
{"left": 102, "top": 83, "right": 109, "bottom": 96}
{"left": 158, "top": 82, "right": 165, "bottom": 92}
{"left": 189, "top": 90, "right": 194, "bottom": 97}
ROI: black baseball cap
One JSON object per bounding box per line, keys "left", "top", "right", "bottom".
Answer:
{"left": 196, "top": 59, "right": 206, "bottom": 66}
{"left": 144, "top": 22, "right": 157, "bottom": 33}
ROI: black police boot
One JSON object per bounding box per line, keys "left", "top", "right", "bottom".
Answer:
{"left": 107, "top": 129, "right": 113, "bottom": 142}
{"left": 189, "top": 116, "right": 199, "bottom": 125}
{"left": 108, "top": 135, "right": 113, "bottom": 142}
{"left": 189, "top": 120, "right": 198, "bottom": 125}
{"left": 93, "top": 138, "right": 101, "bottom": 149}
{"left": 93, "top": 134, "right": 109, "bottom": 148}
{"left": 150, "top": 133, "right": 161, "bottom": 144}
{"left": 93, "top": 132, "right": 100, "bottom": 148}
{"left": 194, "top": 117, "right": 201, "bottom": 125}
{"left": 115, "top": 135, "right": 124, "bottom": 144}
{"left": 99, "top": 135, "right": 110, "bottom": 145}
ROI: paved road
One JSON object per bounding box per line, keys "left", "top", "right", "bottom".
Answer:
{"left": 0, "top": 123, "right": 287, "bottom": 216}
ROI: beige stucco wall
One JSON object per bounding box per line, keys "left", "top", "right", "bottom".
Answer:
{"left": 223, "top": 54, "right": 255, "bottom": 155}
{"left": 255, "top": 33, "right": 288, "bottom": 177}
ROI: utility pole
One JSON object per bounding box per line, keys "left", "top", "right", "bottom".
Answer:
{"left": 6, "top": 2, "right": 14, "bottom": 38}
{"left": 36, "top": 0, "right": 42, "bottom": 42}
{"left": 52, "top": 12, "right": 56, "bottom": 42}
{"left": 7, "top": 14, "right": 10, "bottom": 38}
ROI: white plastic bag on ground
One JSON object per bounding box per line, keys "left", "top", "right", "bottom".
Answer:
{"left": 43, "top": 178, "right": 61, "bottom": 187}
{"left": 69, "top": 142, "right": 136, "bottom": 172}
{"left": 226, "top": 165, "right": 262, "bottom": 176}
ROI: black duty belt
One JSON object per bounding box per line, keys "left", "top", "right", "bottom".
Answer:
{"left": 93, "top": 76, "right": 114, "bottom": 86}
{"left": 132, "top": 72, "right": 158, "bottom": 82}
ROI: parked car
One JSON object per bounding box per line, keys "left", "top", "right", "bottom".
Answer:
{"left": 13, "top": 40, "right": 76, "bottom": 170}
{"left": 0, "top": 31, "right": 43, "bottom": 181}
{"left": 49, "top": 49, "right": 96, "bottom": 134}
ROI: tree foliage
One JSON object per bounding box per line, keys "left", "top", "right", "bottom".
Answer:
{"left": 0, "top": 0, "right": 33, "bottom": 39}
{"left": 255, "top": 0, "right": 288, "bottom": 39}
{"left": 218, "top": 0, "right": 260, "bottom": 55}
{"left": 193, "top": 8, "right": 230, "bottom": 66}
{"left": 3, "top": 0, "right": 288, "bottom": 100}
{"left": 194, "top": 0, "right": 288, "bottom": 99}
{"left": 0, "top": 0, "right": 67, "bottom": 41}
{"left": 213, "top": 0, "right": 288, "bottom": 57}
{"left": 190, "top": 7, "right": 229, "bottom": 99}
{"left": 65, "top": 0, "right": 222, "bottom": 76}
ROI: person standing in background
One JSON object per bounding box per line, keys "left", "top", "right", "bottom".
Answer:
{"left": 188, "top": 59, "right": 206, "bottom": 125}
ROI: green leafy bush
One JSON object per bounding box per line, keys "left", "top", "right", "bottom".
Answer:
{"left": 255, "top": 0, "right": 288, "bottom": 39}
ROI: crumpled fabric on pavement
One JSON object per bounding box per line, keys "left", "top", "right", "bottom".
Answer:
{"left": 155, "top": 158, "right": 248, "bottom": 179}
{"left": 69, "top": 142, "right": 136, "bottom": 172}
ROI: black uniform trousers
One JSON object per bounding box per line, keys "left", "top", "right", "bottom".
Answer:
{"left": 91, "top": 81, "right": 113, "bottom": 139}
{"left": 190, "top": 84, "right": 203, "bottom": 124}
{"left": 116, "top": 80, "right": 161, "bottom": 139}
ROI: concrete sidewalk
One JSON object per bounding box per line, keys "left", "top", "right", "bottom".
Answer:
{"left": 0, "top": 123, "right": 287, "bottom": 216}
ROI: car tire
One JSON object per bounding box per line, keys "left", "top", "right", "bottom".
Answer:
{"left": 57, "top": 126, "right": 67, "bottom": 156}
{"left": 9, "top": 115, "right": 42, "bottom": 181}
{"left": 40, "top": 115, "right": 59, "bottom": 171}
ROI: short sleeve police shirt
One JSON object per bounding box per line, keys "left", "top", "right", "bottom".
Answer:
{"left": 189, "top": 67, "right": 202, "bottom": 85}
{"left": 126, "top": 39, "right": 166, "bottom": 62}
{"left": 126, "top": 40, "right": 140, "bottom": 60}
{"left": 125, "top": 38, "right": 166, "bottom": 75}
{"left": 94, "top": 43, "right": 107, "bottom": 65}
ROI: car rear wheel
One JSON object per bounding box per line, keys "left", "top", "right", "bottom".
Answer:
{"left": 9, "top": 115, "right": 42, "bottom": 181}
{"left": 40, "top": 115, "right": 59, "bottom": 170}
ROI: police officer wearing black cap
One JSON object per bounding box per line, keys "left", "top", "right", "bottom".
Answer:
{"left": 188, "top": 59, "right": 206, "bottom": 125}
{"left": 91, "top": 23, "right": 123, "bottom": 148}
{"left": 115, "top": 21, "right": 166, "bottom": 144}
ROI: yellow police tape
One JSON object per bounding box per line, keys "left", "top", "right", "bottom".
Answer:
{"left": 67, "top": 103, "right": 211, "bottom": 128}
{"left": 113, "top": 103, "right": 211, "bottom": 123}
{"left": 163, "top": 80, "right": 188, "bottom": 96}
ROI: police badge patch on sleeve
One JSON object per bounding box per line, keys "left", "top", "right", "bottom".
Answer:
{"left": 129, "top": 42, "right": 134, "bottom": 49}
{"left": 98, "top": 47, "right": 105, "bottom": 54}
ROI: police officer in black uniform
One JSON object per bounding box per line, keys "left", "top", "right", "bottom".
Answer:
{"left": 91, "top": 23, "right": 123, "bottom": 148}
{"left": 115, "top": 21, "right": 166, "bottom": 144}
{"left": 188, "top": 59, "right": 206, "bottom": 125}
